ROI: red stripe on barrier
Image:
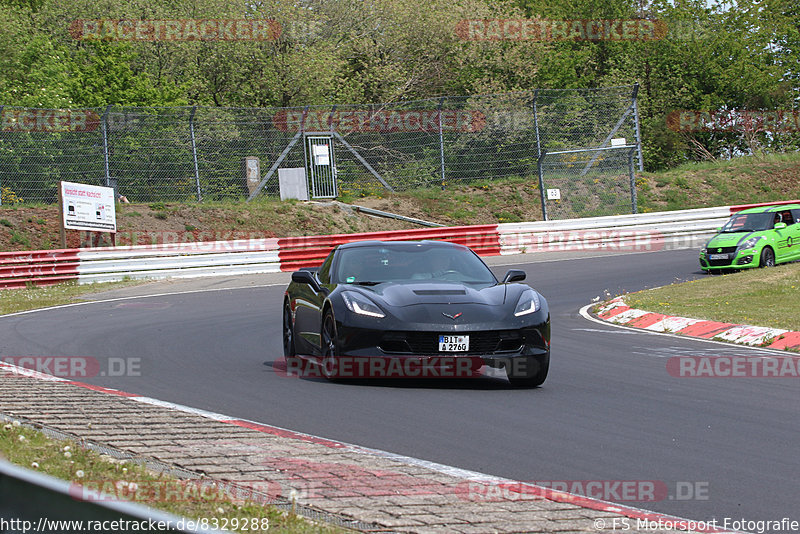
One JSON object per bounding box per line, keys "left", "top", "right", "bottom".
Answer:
{"left": 0, "top": 275, "right": 79, "bottom": 289}
{"left": 729, "top": 200, "right": 800, "bottom": 213}
{"left": 0, "top": 262, "right": 81, "bottom": 279}
{"left": 0, "top": 249, "right": 81, "bottom": 265}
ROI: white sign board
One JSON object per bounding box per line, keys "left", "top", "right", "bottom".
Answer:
{"left": 547, "top": 188, "right": 561, "bottom": 200}
{"left": 61, "top": 181, "right": 117, "bottom": 232}
{"left": 312, "top": 144, "right": 330, "bottom": 166}
{"left": 611, "top": 137, "right": 626, "bottom": 147}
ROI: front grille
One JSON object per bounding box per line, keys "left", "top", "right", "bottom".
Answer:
{"left": 379, "top": 330, "right": 523, "bottom": 355}
{"left": 707, "top": 246, "right": 737, "bottom": 255}
{"left": 706, "top": 246, "right": 737, "bottom": 266}
{"left": 708, "top": 258, "right": 734, "bottom": 266}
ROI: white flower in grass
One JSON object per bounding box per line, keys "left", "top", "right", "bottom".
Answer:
{"left": 64, "top": 451, "right": 72, "bottom": 459}
{"left": 18, "top": 435, "right": 25, "bottom": 442}
{"left": 75, "top": 470, "right": 85, "bottom": 478}
{"left": 216, "top": 507, "right": 224, "bottom": 515}
{"left": 63, "top": 445, "right": 71, "bottom": 452}
{"left": 12, "top": 420, "right": 20, "bottom": 427}
{"left": 3, "top": 424, "right": 10, "bottom": 431}
{"left": 31, "top": 462, "right": 39, "bottom": 469}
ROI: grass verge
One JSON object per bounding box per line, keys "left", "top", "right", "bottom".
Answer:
{"left": 0, "top": 420, "right": 342, "bottom": 533}
{"left": 623, "top": 262, "right": 800, "bottom": 332}
{"left": 0, "top": 280, "right": 151, "bottom": 316}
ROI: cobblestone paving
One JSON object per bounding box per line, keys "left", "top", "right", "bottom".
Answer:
{"left": 1, "top": 374, "right": 699, "bottom": 533}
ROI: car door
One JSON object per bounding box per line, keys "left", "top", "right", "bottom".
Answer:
{"left": 293, "top": 254, "right": 334, "bottom": 356}
{"left": 788, "top": 209, "right": 800, "bottom": 260}
{"left": 771, "top": 210, "right": 795, "bottom": 263}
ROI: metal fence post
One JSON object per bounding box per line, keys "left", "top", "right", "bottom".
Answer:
{"left": 101, "top": 105, "right": 112, "bottom": 188}
{"left": 532, "top": 90, "right": 541, "bottom": 158}
{"left": 629, "top": 148, "right": 638, "bottom": 214}
{"left": 189, "top": 106, "right": 201, "bottom": 201}
{"left": 632, "top": 83, "right": 644, "bottom": 171}
{"left": 537, "top": 150, "right": 548, "bottom": 221}
{"left": 438, "top": 97, "right": 446, "bottom": 190}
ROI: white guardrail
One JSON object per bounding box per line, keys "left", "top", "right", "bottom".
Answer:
{"left": 69, "top": 205, "right": 734, "bottom": 284}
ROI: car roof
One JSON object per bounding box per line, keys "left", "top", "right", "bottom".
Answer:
{"left": 735, "top": 204, "right": 800, "bottom": 214}
{"left": 336, "top": 240, "right": 469, "bottom": 251}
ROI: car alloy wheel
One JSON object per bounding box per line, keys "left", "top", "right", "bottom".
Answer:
{"left": 321, "top": 310, "right": 340, "bottom": 380}
{"left": 283, "top": 303, "right": 296, "bottom": 358}
{"left": 759, "top": 247, "right": 775, "bottom": 267}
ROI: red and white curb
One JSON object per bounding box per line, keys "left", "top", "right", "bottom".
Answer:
{"left": 0, "top": 356, "right": 738, "bottom": 533}
{"left": 594, "top": 297, "right": 800, "bottom": 352}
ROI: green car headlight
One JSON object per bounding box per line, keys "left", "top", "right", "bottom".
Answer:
{"left": 738, "top": 237, "right": 762, "bottom": 250}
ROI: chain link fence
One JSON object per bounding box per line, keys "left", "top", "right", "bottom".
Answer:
{"left": 0, "top": 86, "right": 642, "bottom": 219}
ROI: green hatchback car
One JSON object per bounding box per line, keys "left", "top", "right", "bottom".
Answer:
{"left": 699, "top": 204, "right": 800, "bottom": 272}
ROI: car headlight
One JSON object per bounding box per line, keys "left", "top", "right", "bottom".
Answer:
{"left": 514, "top": 289, "right": 541, "bottom": 317}
{"left": 342, "top": 292, "right": 385, "bottom": 318}
{"left": 738, "top": 237, "right": 762, "bottom": 250}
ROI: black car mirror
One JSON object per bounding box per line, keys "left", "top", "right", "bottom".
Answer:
{"left": 502, "top": 270, "right": 526, "bottom": 283}
{"left": 292, "top": 270, "right": 320, "bottom": 290}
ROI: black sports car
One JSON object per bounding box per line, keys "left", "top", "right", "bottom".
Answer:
{"left": 282, "top": 240, "right": 550, "bottom": 387}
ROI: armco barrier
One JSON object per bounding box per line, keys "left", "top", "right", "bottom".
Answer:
{"left": 0, "top": 202, "right": 796, "bottom": 288}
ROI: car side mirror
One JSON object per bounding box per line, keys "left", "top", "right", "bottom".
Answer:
{"left": 774, "top": 222, "right": 787, "bottom": 229}
{"left": 292, "top": 270, "right": 320, "bottom": 290}
{"left": 715, "top": 227, "right": 722, "bottom": 233}
{"left": 502, "top": 270, "right": 526, "bottom": 283}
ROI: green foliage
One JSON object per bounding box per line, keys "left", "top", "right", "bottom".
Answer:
{"left": 0, "top": 0, "right": 796, "bottom": 174}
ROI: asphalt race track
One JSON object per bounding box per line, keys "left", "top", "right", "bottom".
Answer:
{"left": 1, "top": 248, "right": 798, "bottom": 526}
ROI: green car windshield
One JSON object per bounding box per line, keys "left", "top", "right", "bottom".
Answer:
{"left": 720, "top": 212, "right": 773, "bottom": 233}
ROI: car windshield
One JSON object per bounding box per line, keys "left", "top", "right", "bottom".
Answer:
{"left": 334, "top": 243, "right": 497, "bottom": 285}
{"left": 719, "top": 212, "right": 773, "bottom": 233}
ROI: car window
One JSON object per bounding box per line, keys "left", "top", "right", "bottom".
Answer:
{"left": 792, "top": 209, "right": 800, "bottom": 225}
{"left": 720, "top": 212, "right": 772, "bottom": 233}
{"left": 333, "top": 244, "right": 497, "bottom": 285}
{"left": 317, "top": 251, "right": 334, "bottom": 284}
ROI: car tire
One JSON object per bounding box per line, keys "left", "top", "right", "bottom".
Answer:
{"left": 759, "top": 247, "right": 776, "bottom": 268}
{"left": 283, "top": 302, "right": 301, "bottom": 370}
{"left": 506, "top": 354, "right": 549, "bottom": 388}
{"left": 321, "top": 309, "right": 340, "bottom": 381}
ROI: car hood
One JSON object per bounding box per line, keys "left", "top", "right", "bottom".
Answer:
{"left": 706, "top": 231, "right": 761, "bottom": 248}
{"left": 352, "top": 282, "right": 515, "bottom": 307}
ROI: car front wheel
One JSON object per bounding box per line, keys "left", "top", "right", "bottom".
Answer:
{"left": 759, "top": 247, "right": 776, "bottom": 267}
{"left": 321, "top": 310, "right": 340, "bottom": 381}
{"left": 506, "top": 354, "right": 549, "bottom": 388}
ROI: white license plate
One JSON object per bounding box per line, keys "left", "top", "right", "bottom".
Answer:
{"left": 439, "top": 335, "right": 469, "bottom": 352}
{"left": 709, "top": 253, "right": 729, "bottom": 260}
